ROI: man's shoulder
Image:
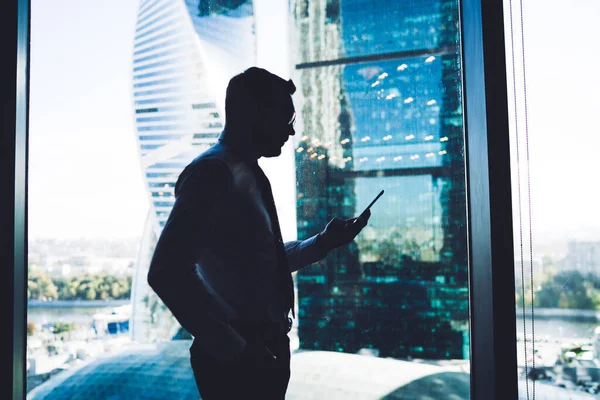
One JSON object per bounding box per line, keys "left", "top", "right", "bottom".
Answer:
{"left": 189, "top": 142, "right": 248, "bottom": 173}
{"left": 190, "top": 142, "right": 224, "bottom": 162}
{"left": 185, "top": 143, "right": 228, "bottom": 172}
{"left": 174, "top": 144, "right": 234, "bottom": 195}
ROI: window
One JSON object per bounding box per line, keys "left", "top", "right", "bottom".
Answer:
{"left": 133, "top": 57, "right": 190, "bottom": 73}
{"left": 136, "top": 115, "right": 186, "bottom": 123}
{"left": 147, "top": 162, "right": 188, "bottom": 169}
{"left": 134, "top": 96, "right": 186, "bottom": 105}
{"left": 191, "top": 102, "right": 216, "bottom": 109}
{"left": 505, "top": 0, "right": 600, "bottom": 397}
{"left": 135, "top": 107, "right": 159, "bottom": 114}
{"left": 291, "top": 0, "right": 468, "bottom": 370}
{"left": 133, "top": 76, "right": 183, "bottom": 88}
{"left": 136, "top": 6, "right": 178, "bottom": 33}
{"left": 13, "top": 0, "right": 519, "bottom": 398}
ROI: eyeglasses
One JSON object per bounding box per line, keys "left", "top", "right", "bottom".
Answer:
{"left": 288, "top": 112, "right": 296, "bottom": 126}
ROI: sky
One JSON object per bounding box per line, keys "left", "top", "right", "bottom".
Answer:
{"left": 504, "top": 0, "right": 600, "bottom": 251}
{"left": 28, "top": 0, "right": 296, "bottom": 241}
{"left": 28, "top": 0, "right": 600, "bottom": 247}
{"left": 29, "top": 0, "right": 146, "bottom": 240}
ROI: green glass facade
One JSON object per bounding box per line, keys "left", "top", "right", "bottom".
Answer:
{"left": 292, "top": 0, "right": 469, "bottom": 359}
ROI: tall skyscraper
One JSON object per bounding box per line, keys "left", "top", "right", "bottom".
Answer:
{"left": 291, "top": 0, "right": 469, "bottom": 359}
{"left": 130, "top": 0, "right": 256, "bottom": 341}
{"left": 560, "top": 241, "right": 600, "bottom": 275}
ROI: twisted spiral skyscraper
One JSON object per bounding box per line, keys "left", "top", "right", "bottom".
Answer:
{"left": 130, "top": 0, "right": 257, "bottom": 341}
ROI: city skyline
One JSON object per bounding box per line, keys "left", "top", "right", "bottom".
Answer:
{"left": 22, "top": 1, "right": 600, "bottom": 398}
{"left": 28, "top": 0, "right": 600, "bottom": 247}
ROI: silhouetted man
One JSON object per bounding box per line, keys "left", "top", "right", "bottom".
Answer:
{"left": 147, "top": 67, "right": 370, "bottom": 399}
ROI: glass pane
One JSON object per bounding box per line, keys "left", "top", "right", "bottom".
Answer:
{"left": 292, "top": 0, "right": 455, "bottom": 63}
{"left": 27, "top": 0, "right": 470, "bottom": 398}
{"left": 505, "top": 0, "right": 600, "bottom": 398}
{"left": 290, "top": 0, "right": 470, "bottom": 396}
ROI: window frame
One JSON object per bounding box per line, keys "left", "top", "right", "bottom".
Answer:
{"left": 461, "top": 0, "right": 519, "bottom": 398}
{"left": 3, "top": 0, "right": 29, "bottom": 399}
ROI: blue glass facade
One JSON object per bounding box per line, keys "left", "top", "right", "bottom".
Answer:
{"left": 292, "top": 0, "right": 468, "bottom": 360}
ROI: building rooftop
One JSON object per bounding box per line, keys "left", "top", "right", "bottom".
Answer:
{"left": 28, "top": 340, "right": 471, "bottom": 399}
{"left": 27, "top": 340, "right": 598, "bottom": 399}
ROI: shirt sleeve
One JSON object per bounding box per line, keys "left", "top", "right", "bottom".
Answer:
{"left": 284, "top": 234, "right": 329, "bottom": 273}
{"left": 147, "top": 158, "right": 246, "bottom": 362}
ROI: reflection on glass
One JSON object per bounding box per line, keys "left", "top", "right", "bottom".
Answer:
{"left": 292, "top": 0, "right": 456, "bottom": 62}
{"left": 291, "top": 0, "right": 469, "bottom": 373}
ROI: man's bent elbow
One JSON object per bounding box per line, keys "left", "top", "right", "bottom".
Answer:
{"left": 147, "top": 268, "right": 164, "bottom": 295}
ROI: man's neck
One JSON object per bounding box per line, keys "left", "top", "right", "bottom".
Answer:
{"left": 218, "top": 129, "right": 261, "bottom": 163}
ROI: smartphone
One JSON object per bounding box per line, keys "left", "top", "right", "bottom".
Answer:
{"left": 359, "top": 190, "right": 384, "bottom": 218}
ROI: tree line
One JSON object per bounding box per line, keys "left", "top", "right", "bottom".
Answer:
{"left": 516, "top": 267, "right": 600, "bottom": 310}
{"left": 28, "top": 272, "right": 132, "bottom": 301}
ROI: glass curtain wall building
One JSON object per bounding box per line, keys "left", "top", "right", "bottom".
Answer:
{"left": 291, "top": 0, "right": 469, "bottom": 360}
{"left": 130, "top": 0, "right": 256, "bottom": 342}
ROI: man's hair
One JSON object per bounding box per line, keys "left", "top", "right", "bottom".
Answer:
{"left": 224, "top": 67, "right": 296, "bottom": 130}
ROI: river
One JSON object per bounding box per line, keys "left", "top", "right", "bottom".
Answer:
{"left": 516, "top": 317, "right": 599, "bottom": 341}
{"left": 27, "top": 301, "right": 600, "bottom": 343}
{"left": 27, "top": 300, "right": 131, "bottom": 327}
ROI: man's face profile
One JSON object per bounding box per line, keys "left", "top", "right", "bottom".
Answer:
{"left": 256, "top": 94, "right": 296, "bottom": 158}
{"left": 223, "top": 68, "right": 297, "bottom": 159}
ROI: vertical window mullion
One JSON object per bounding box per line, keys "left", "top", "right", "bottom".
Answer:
{"left": 460, "top": 0, "right": 518, "bottom": 398}
{"left": 2, "top": 0, "right": 30, "bottom": 399}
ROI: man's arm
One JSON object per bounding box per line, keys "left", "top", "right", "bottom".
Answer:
{"left": 284, "top": 235, "right": 328, "bottom": 273}
{"left": 147, "top": 158, "right": 245, "bottom": 363}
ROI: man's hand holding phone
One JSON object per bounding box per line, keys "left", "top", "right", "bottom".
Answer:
{"left": 317, "top": 190, "right": 383, "bottom": 252}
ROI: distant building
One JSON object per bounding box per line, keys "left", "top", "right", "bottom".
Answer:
{"left": 291, "top": 0, "right": 469, "bottom": 359}
{"left": 130, "top": 0, "right": 257, "bottom": 342}
{"left": 514, "top": 259, "right": 542, "bottom": 285}
{"left": 559, "top": 241, "right": 600, "bottom": 276}
{"left": 132, "top": 0, "right": 256, "bottom": 234}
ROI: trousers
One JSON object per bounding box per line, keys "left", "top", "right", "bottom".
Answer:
{"left": 190, "top": 329, "right": 291, "bottom": 400}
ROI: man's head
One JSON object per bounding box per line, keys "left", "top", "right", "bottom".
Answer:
{"left": 224, "top": 67, "right": 296, "bottom": 158}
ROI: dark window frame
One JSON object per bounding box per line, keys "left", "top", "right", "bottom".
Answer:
{"left": 3, "top": 0, "right": 29, "bottom": 398}
{"left": 461, "top": 0, "right": 518, "bottom": 398}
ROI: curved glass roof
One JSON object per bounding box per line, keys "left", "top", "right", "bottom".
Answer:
{"left": 27, "top": 341, "right": 198, "bottom": 400}
{"left": 28, "top": 341, "right": 594, "bottom": 399}
{"left": 288, "top": 351, "right": 469, "bottom": 399}
{"left": 28, "top": 341, "right": 471, "bottom": 399}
